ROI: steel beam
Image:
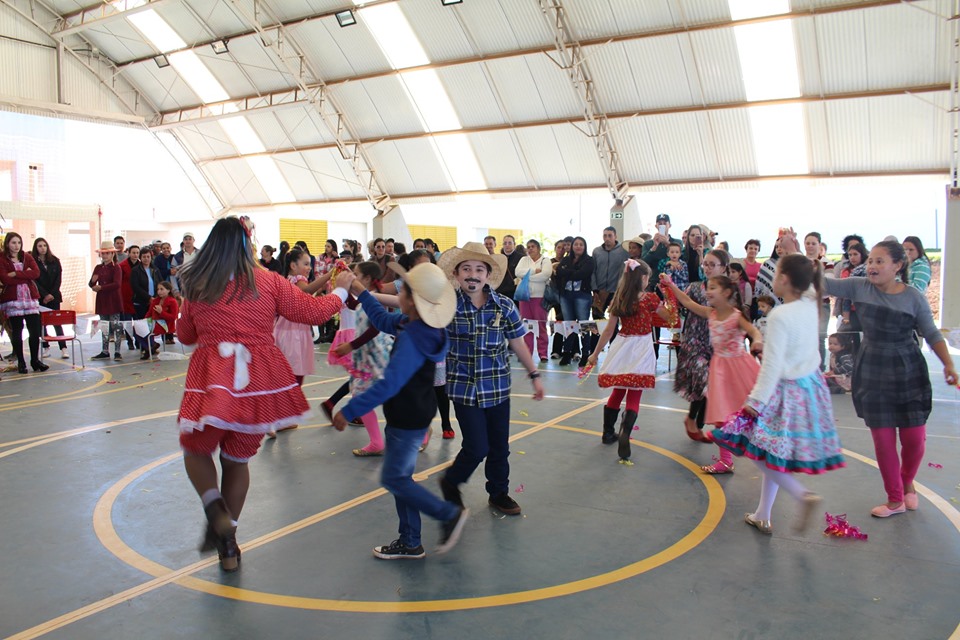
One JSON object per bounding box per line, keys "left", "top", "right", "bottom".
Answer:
{"left": 183, "top": 84, "right": 950, "bottom": 164}
{"left": 52, "top": 0, "right": 182, "bottom": 38}
{"left": 223, "top": 0, "right": 392, "bottom": 212}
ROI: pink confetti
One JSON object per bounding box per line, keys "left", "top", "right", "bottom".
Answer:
{"left": 928, "top": 462, "right": 943, "bottom": 469}
{"left": 824, "top": 512, "right": 867, "bottom": 541}
{"left": 633, "top": 425, "right": 639, "bottom": 430}
{"left": 515, "top": 484, "right": 524, "bottom": 493}
{"left": 576, "top": 364, "right": 594, "bottom": 379}
{"left": 106, "top": 381, "right": 118, "bottom": 384}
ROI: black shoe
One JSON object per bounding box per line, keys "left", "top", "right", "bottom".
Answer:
{"left": 92, "top": 352, "right": 110, "bottom": 360}
{"left": 313, "top": 336, "right": 324, "bottom": 345}
{"left": 114, "top": 352, "right": 122, "bottom": 361}
{"left": 165, "top": 335, "right": 175, "bottom": 345}
{"left": 439, "top": 476, "right": 464, "bottom": 508}
{"left": 202, "top": 498, "right": 240, "bottom": 572}
{"left": 558, "top": 354, "right": 571, "bottom": 366}
{"left": 17, "top": 363, "right": 28, "bottom": 374}
{"left": 601, "top": 406, "right": 619, "bottom": 444}
{"left": 150, "top": 343, "right": 160, "bottom": 355}
{"left": 618, "top": 410, "right": 638, "bottom": 460}
{"left": 373, "top": 539, "right": 425, "bottom": 560}
{"left": 31, "top": 360, "right": 49, "bottom": 372}
{"left": 436, "top": 507, "right": 470, "bottom": 554}
{"left": 488, "top": 493, "right": 521, "bottom": 515}
{"left": 140, "top": 350, "right": 150, "bottom": 360}
{"left": 127, "top": 341, "right": 136, "bottom": 350}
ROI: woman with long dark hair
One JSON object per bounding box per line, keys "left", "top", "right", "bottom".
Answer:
{"left": 32, "top": 237, "right": 68, "bottom": 359}
{"left": 554, "top": 236, "right": 594, "bottom": 366}
{"left": 1, "top": 232, "right": 46, "bottom": 372}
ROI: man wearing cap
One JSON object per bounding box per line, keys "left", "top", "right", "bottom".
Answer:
{"left": 333, "top": 262, "right": 468, "bottom": 559}
{"left": 170, "top": 232, "right": 198, "bottom": 296}
{"left": 437, "top": 242, "right": 545, "bottom": 516}
{"left": 642, "top": 214, "right": 682, "bottom": 282}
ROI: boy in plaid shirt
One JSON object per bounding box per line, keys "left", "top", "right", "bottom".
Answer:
{"left": 437, "top": 242, "right": 545, "bottom": 515}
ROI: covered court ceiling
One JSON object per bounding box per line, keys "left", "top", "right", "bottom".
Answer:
{"left": 0, "top": 0, "right": 953, "bottom": 213}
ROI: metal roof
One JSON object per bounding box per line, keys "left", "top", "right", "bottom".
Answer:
{"left": 0, "top": 0, "right": 953, "bottom": 212}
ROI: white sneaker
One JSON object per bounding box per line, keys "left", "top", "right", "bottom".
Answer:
{"left": 42, "top": 347, "right": 51, "bottom": 358}
{"left": 61, "top": 348, "right": 70, "bottom": 359}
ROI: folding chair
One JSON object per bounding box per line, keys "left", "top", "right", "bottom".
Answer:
{"left": 40, "top": 310, "right": 84, "bottom": 368}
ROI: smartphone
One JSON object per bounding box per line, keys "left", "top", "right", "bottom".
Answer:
{"left": 658, "top": 225, "right": 667, "bottom": 236}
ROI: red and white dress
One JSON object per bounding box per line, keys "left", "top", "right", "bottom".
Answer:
{"left": 597, "top": 293, "right": 659, "bottom": 390}
{"left": 178, "top": 269, "right": 342, "bottom": 435}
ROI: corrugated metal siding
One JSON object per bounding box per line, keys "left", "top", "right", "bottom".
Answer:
{"left": 793, "top": 16, "right": 823, "bottom": 97}
{"left": 273, "top": 152, "right": 325, "bottom": 200}
{"left": 242, "top": 110, "right": 289, "bottom": 151}
{"left": 328, "top": 75, "right": 424, "bottom": 139}
{"left": 863, "top": 3, "right": 943, "bottom": 89}
{"left": 671, "top": 0, "right": 731, "bottom": 26}
{"left": 814, "top": 10, "right": 868, "bottom": 93}
{"left": 84, "top": 20, "right": 157, "bottom": 63}
{"left": 562, "top": 0, "right": 680, "bottom": 39}
{"left": 436, "top": 65, "right": 507, "bottom": 129}
{"left": 202, "top": 157, "right": 267, "bottom": 206}
{"left": 467, "top": 129, "right": 530, "bottom": 189}
{"left": 707, "top": 108, "right": 757, "bottom": 177}
{"left": 609, "top": 117, "right": 660, "bottom": 183}
{"left": 274, "top": 107, "right": 337, "bottom": 148}
{"left": 365, "top": 139, "right": 450, "bottom": 195}
{"left": 153, "top": 2, "right": 212, "bottom": 48}
{"left": 868, "top": 92, "right": 950, "bottom": 170}
{"left": 180, "top": 0, "right": 251, "bottom": 36}
{"left": 549, "top": 123, "right": 608, "bottom": 184}
{"left": 685, "top": 28, "right": 746, "bottom": 104}
{"left": 402, "top": 0, "right": 477, "bottom": 62}
{"left": 483, "top": 53, "right": 581, "bottom": 123}
{"left": 300, "top": 147, "right": 369, "bottom": 199}
{"left": 806, "top": 101, "right": 832, "bottom": 173}
{"left": 204, "top": 38, "right": 292, "bottom": 96}
{"left": 643, "top": 112, "right": 713, "bottom": 180}
{"left": 0, "top": 39, "right": 57, "bottom": 103}
{"left": 599, "top": 37, "right": 700, "bottom": 110}
{"left": 120, "top": 62, "right": 201, "bottom": 112}
{"left": 454, "top": 0, "right": 553, "bottom": 56}
{"left": 295, "top": 15, "right": 389, "bottom": 80}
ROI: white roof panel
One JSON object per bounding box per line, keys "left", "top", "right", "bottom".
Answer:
{"left": 200, "top": 38, "right": 292, "bottom": 96}
{"left": 643, "top": 112, "right": 714, "bottom": 180}
{"left": 549, "top": 124, "right": 608, "bottom": 185}
{"left": 84, "top": 20, "right": 157, "bottom": 62}
{"left": 706, "top": 109, "right": 757, "bottom": 178}
{"left": 609, "top": 118, "right": 661, "bottom": 183}
{"left": 402, "top": 0, "right": 478, "bottom": 62}
{"left": 468, "top": 130, "right": 529, "bottom": 189}
{"left": 328, "top": 76, "right": 424, "bottom": 140}
{"left": 274, "top": 107, "right": 337, "bottom": 148}
{"left": 179, "top": 0, "right": 251, "bottom": 37}
{"left": 436, "top": 65, "right": 506, "bottom": 129}
{"left": 202, "top": 157, "right": 268, "bottom": 206}
{"left": 366, "top": 139, "right": 451, "bottom": 195}
{"left": 175, "top": 122, "right": 235, "bottom": 160}
{"left": 813, "top": 10, "right": 868, "bottom": 94}
{"left": 561, "top": 0, "right": 679, "bottom": 39}
{"left": 454, "top": 0, "right": 553, "bottom": 56}
{"left": 483, "top": 54, "right": 581, "bottom": 124}
{"left": 862, "top": 3, "right": 945, "bottom": 89}
{"left": 291, "top": 15, "right": 390, "bottom": 81}
{"left": 685, "top": 28, "right": 745, "bottom": 104}
{"left": 120, "top": 62, "right": 201, "bottom": 111}
{"left": 273, "top": 153, "right": 325, "bottom": 201}
{"left": 301, "top": 148, "right": 369, "bottom": 200}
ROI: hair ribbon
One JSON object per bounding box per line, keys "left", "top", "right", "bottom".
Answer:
{"left": 624, "top": 259, "right": 642, "bottom": 272}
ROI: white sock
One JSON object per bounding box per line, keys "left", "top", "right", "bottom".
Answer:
{"left": 752, "top": 459, "right": 779, "bottom": 520}
{"left": 201, "top": 488, "right": 221, "bottom": 507}
{"left": 762, "top": 465, "right": 808, "bottom": 502}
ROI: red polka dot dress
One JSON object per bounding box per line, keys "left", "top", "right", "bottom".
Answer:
{"left": 177, "top": 269, "right": 342, "bottom": 435}
{"left": 597, "top": 293, "right": 659, "bottom": 390}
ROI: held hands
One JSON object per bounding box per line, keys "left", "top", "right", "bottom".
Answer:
{"left": 659, "top": 273, "right": 677, "bottom": 289}
{"left": 334, "top": 270, "right": 356, "bottom": 291}
{"left": 332, "top": 411, "right": 348, "bottom": 431}
{"left": 778, "top": 227, "right": 800, "bottom": 254}
{"left": 742, "top": 405, "right": 759, "bottom": 417}
{"left": 653, "top": 233, "right": 668, "bottom": 247}
{"left": 749, "top": 340, "right": 763, "bottom": 356}
{"left": 333, "top": 342, "right": 353, "bottom": 357}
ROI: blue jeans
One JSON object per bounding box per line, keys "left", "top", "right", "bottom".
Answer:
{"left": 382, "top": 426, "right": 459, "bottom": 548}
{"left": 560, "top": 291, "right": 592, "bottom": 322}
{"left": 446, "top": 401, "right": 511, "bottom": 496}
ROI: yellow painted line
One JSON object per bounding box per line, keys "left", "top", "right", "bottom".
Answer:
{"left": 0, "top": 411, "right": 178, "bottom": 460}
{"left": 0, "top": 368, "right": 112, "bottom": 412}
{"left": 0, "top": 394, "right": 20, "bottom": 400}
{"left": 0, "top": 372, "right": 187, "bottom": 414}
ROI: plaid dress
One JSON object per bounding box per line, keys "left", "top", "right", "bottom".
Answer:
{"left": 852, "top": 302, "right": 931, "bottom": 428}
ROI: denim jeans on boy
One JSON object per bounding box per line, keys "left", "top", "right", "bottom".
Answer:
{"left": 382, "top": 426, "right": 459, "bottom": 548}
{"left": 445, "top": 401, "right": 511, "bottom": 496}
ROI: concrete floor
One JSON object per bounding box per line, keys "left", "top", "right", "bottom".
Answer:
{"left": 1, "top": 335, "right": 959, "bottom": 640}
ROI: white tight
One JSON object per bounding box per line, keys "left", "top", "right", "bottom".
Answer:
{"left": 752, "top": 459, "right": 808, "bottom": 520}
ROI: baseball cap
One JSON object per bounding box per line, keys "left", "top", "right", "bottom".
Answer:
{"left": 183, "top": 231, "right": 195, "bottom": 239}
{"left": 655, "top": 213, "right": 671, "bottom": 223}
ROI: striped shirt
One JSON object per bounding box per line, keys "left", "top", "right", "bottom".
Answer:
{"left": 445, "top": 287, "right": 526, "bottom": 408}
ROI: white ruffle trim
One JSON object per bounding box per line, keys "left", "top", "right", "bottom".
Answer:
{"left": 183, "top": 383, "right": 300, "bottom": 398}
{"left": 178, "top": 410, "right": 312, "bottom": 435}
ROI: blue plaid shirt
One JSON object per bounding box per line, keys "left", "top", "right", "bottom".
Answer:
{"left": 446, "top": 286, "right": 526, "bottom": 408}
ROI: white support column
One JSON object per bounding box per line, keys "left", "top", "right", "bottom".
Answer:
{"left": 942, "top": 190, "right": 960, "bottom": 328}
{"left": 372, "top": 206, "right": 413, "bottom": 249}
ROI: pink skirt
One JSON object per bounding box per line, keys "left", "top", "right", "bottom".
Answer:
{"left": 705, "top": 353, "right": 760, "bottom": 425}
{"left": 327, "top": 328, "right": 355, "bottom": 368}
{"left": 274, "top": 318, "right": 315, "bottom": 377}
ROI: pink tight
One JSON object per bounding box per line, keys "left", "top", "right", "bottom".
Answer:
{"left": 606, "top": 388, "right": 642, "bottom": 413}
{"left": 870, "top": 426, "right": 926, "bottom": 504}
{"left": 358, "top": 411, "right": 383, "bottom": 453}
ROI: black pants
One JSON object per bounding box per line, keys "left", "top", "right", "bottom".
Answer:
{"left": 132, "top": 302, "right": 155, "bottom": 351}
{"left": 41, "top": 300, "right": 66, "bottom": 350}
{"left": 8, "top": 313, "right": 42, "bottom": 366}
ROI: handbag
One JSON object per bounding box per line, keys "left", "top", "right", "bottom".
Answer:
{"left": 514, "top": 269, "right": 532, "bottom": 302}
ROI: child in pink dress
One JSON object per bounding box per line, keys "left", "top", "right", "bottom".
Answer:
{"left": 177, "top": 217, "right": 347, "bottom": 572}
{"left": 662, "top": 274, "right": 763, "bottom": 474}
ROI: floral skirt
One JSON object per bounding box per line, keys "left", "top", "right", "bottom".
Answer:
{"left": 712, "top": 370, "right": 845, "bottom": 474}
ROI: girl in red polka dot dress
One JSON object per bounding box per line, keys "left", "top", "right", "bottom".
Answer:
{"left": 587, "top": 259, "right": 673, "bottom": 463}
{"left": 176, "top": 217, "right": 349, "bottom": 572}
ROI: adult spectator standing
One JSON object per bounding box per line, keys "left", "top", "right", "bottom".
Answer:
{"left": 371, "top": 238, "right": 397, "bottom": 284}
{"left": 0, "top": 232, "right": 46, "bottom": 373}
{"left": 413, "top": 238, "right": 426, "bottom": 251}
{"left": 625, "top": 235, "right": 645, "bottom": 260}
{"left": 592, "top": 226, "right": 629, "bottom": 318}
{"left": 681, "top": 225, "right": 707, "bottom": 284}
{"left": 89, "top": 241, "right": 124, "bottom": 361}
{"left": 753, "top": 235, "right": 784, "bottom": 305}
{"left": 804, "top": 231, "right": 835, "bottom": 368}
{"left": 548, "top": 238, "right": 569, "bottom": 359}
{"left": 31, "top": 237, "right": 68, "bottom": 359}
{"left": 554, "top": 237, "right": 594, "bottom": 366}
{"left": 155, "top": 242, "right": 173, "bottom": 282}
{"left": 902, "top": 236, "right": 931, "bottom": 293}
{"left": 483, "top": 235, "right": 497, "bottom": 255}
{"left": 515, "top": 239, "right": 553, "bottom": 362}
{"left": 130, "top": 248, "right": 161, "bottom": 359}
{"left": 118, "top": 245, "right": 140, "bottom": 351}
{"left": 113, "top": 235, "right": 128, "bottom": 263}
{"left": 641, "top": 214, "right": 682, "bottom": 283}
{"left": 259, "top": 245, "right": 282, "bottom": 274}
{"left": 170, "top": 231, "right": 198, "bottom": 295}
{"left": 495, "top": 235, "right": 523, "bottom": 300}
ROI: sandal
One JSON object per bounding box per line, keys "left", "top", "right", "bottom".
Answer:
{"left": 352, "top": 448, "right": 383, "bottom": 457}
{"left": 744, "top": 513, "right": 773, "bottom": 534}
{"left": 700, "top": 461, "right": 734, "bottom": 474}
{"left": 419, "top": 427, "right": 433, "bottom": 453}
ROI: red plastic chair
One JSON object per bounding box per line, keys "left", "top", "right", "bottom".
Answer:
{"left": 40, "top": 310, "right": 84, "bottom": 368}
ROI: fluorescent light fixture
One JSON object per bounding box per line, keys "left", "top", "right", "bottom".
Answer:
{"left": 359, "top": 3, "right": 429, "bottom": 69}
{"left": 128, "top": 9, "right": 186, "bottom": 52}
{"left": 153, "top": 54, "right": 169, "bottom": 68}
{"left": 401, "top": 69, "right": 461, "bottom": 132}
{"left": 169, "top": 51, "right": 230, "bottom": 103}
{"left": 211, "top": 39, "right": 229, "bottom": 55}
{"left": 335, "top": 10, "right": 356, "bottom": 27}
{"left": 441, "top": 0, "right": 463, "bottom": 5}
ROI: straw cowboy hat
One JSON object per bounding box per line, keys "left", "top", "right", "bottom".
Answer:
{"left": 96, "top": 240, "right": 116, "bottom": 254}
{"left": 388, "top": 262, "right": 456, "bottom": 329}
{"left": 436, "top": 241, "right": 507, "bottom": 289}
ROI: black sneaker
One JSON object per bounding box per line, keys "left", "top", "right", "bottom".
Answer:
{"left": 436, "top": 507, "right": 469, "bottom": 554}
{"left": 439, "top": 477, "right": 463, "bottom": 508}
{"left": 140, "top": 350, "right": 150, "bottom": 360}
{"left": 91, "top": 352, "right": 110, "bottom": 360}
{"left": 373, "top": 539, "right": 426, "bottom": 560}
{"left": 488, "top": 493, "right": 522, "bottom": 515}
{"left": 114, "top": 352, "right": 122, "bottom": 361}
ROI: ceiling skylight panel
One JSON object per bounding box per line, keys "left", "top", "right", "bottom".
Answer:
{"left": 127, "top": 10, "right": 186, "bottom": 52}
{"left": 168, "top": 51, "right": 231, "bottom": 104}
{"left": 434, "top": 134, "right": 487, "bottom": 192}
{"left": 358, "top": 3, "right": 430, "bottom": 70}
{"left": 220, "top": 117, "right": 266, "bottom": 155}
{"left": 748, "top": 104, "right": 809, "bottom": 176}
{"left": 733, "top": 21, "right": 801, "bottom": 101}
{"left": 401, "top": 69, "right": 462, "bottom": 132}
{"left": 247, "top": 156, "right": 296, "bottom": 203}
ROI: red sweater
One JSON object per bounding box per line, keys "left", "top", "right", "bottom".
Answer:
{"left": 89, "top": 262, "right": 124, "bottom": 315}
{"left": 119, "top": 258, "right": 137, "bottom": 314}
{"left": 148, "top": 295, "right": 179, "bottom": 335}
{"left": 0, "top": 252, "right": 41, "bottom": 303}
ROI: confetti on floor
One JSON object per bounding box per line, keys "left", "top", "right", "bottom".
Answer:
{"left": 517, "top": 451, "right": 525, "bottom": 455}
{"left": 518, "top": 410, "right": 529, "bottom": 417}
{"left": 515, "top": 484, "right": 524, "bottom": 493}
{"left": 928, "top": 462, "right": 943, "bottom": 469}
